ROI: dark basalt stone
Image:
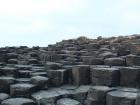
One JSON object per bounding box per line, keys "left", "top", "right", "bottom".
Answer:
{"left": 18, "top": 70, "right": 32, "bottom": 78}
{"left": 1, "top": 67, "right": 18, "bottom": 77}
{"left": 16, "top": 78, "right": 30, "bottom": 83}
{"left": 98, "top": 52, "right": 117, "bottom": 59}
{"left": 0, "top": 77, "right": 15, "bottom": 93}
{"left": 30, "top": 76, "right": 49, "bottom": 89}
{"left": 28, "top": 59, "right": 40, "bottom": 65}
{"left": 126, "top": 54, "right": 140, "bottom": 66}
{"left": 10, "top": 83, "right": 36, "bottom": 97}
{"left": 56, "top": 98, "right": 82, "bottom": 105}
{"left": 107, "top": 90, "right": 137, "bottom": 105}
{"left": 32, "top": 90, "right": 60, "bottom": 105}
{"left": 8, "top": 59, "right": 18, "bottom": 64}
{"left": 72, "top": 65, "right": 90, "bottom": 85}
{"left": 119, "top": 67, "right": 140, "bottom": 87}
{"left": 90, "top": 68, "right": 120, "bottom": 86}
{"left": 85, "top": 86, "right": 113, "bottom": 105}
{"left": 30, "top": 70, "right": 47, "bottom": 76}
{"left": 45, "top": 62, "right": 63, "bottom": 70}
{"left": 82, "top": 56, "right": 104, "bottom": 65}
{"left": 1, "top": 98, "right": 37, "bottom": 105}
{"left": 0, "top": 35, "right": 139, "bottom": 105}
{"left": 72, "top": 85, "right": 91, "bottom": 103}
{"left": 135, "top": 93, "right": 140, "bottom": 105}
{"left": 104, "top": 57, "right": 126, "bottom": 66}
{"left": 48, "top": 69, "right": 68, "bottom": 87}
{"left": 0, "top": 93, "right": 9, "bottom": 104}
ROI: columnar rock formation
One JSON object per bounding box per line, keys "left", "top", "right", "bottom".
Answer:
{"left": 0, "top": 35, "right": 140, "bottom": 105}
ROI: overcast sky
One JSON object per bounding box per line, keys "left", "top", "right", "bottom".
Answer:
{"left": 0, "top": 0, "right": 140, "bottom": 47}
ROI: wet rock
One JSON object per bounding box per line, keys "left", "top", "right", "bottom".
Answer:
{"left": 107, "top": 90, "right": 137, "bottom": 105}
{"left": 72, "top": 65, "right": 90, "bottom": 85}
{"left": 91, "top": 68, "right": 120, "bottom": 86}
{"left": 57, "top": 98, "right": 82, "bottom": 105}
{"left": 1, "top": 98, "right": 36, "bottom": 105}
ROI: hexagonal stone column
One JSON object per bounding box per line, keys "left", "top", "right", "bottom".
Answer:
{"left": 126, "top": 54, "right": 140, "bottom": 66}
{"left": 120, "top": 67, "right": 140, "bottom": 87}
{"left": 71, "top": 85, "right": 91, "bottom": 104}
{"left": 107, "top": 90, "right": 137, "bottom": 105}
{"left": 91, "top": 68, "right": 120, "bottom": 86}
{"left": 0, "top": 77, "right": 15, "bottom": 93}
{"left": 85, "top": 86, "right": 113, "bottom": 105}
{"left": 48, "top": 69, "right": 68, "bottom": 87}
{"left": 72, "top": 65, "right": 90, "bottom": 85}
{"left": 30, "top": 76, "right": 49, "bottom": 89}
{"left": 32, "top": 90, "right": 60, "bottom": 105}
{"left": 10, "top": 83, "right": 36, "bottom": 97}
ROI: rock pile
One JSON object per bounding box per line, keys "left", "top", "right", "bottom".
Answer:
{"left": 0, "top": 35, "right": 140, "bottom": 105}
